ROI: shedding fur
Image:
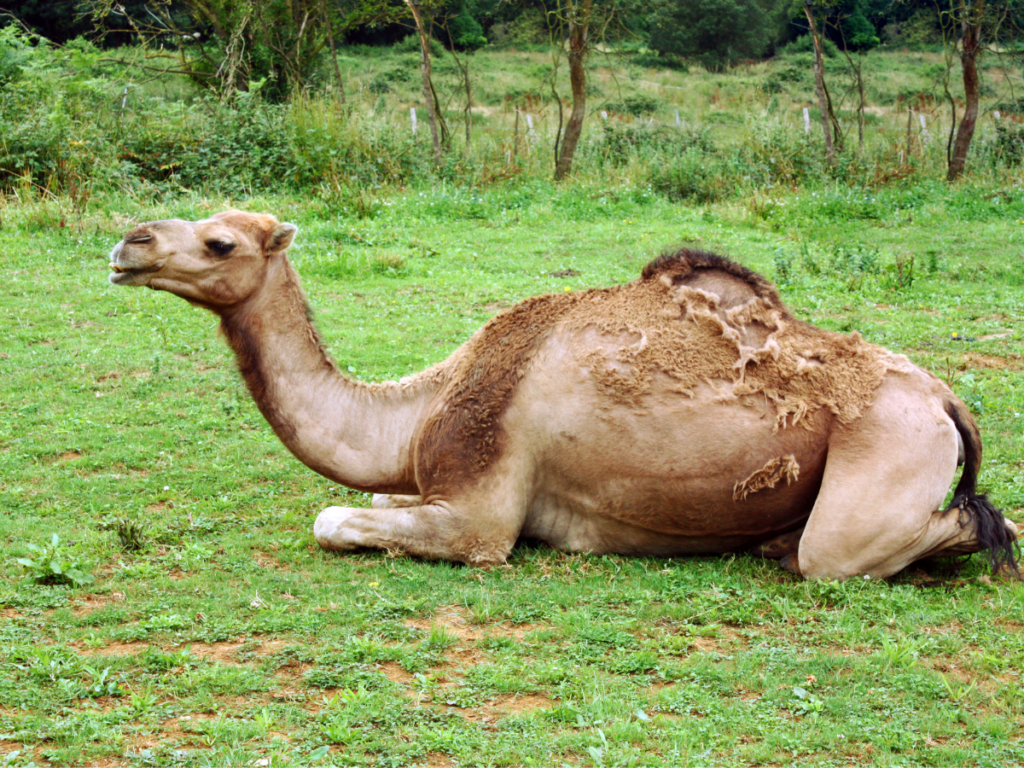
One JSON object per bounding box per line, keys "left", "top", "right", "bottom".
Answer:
{"left": 567, "top": 249, "right": 894, "bottom": 430}
{"left": 734, "top": 455, "right": 801, "bottom": 501}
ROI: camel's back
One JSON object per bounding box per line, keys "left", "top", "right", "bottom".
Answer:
{"left": 416, "top": 249, "right": 895, "bottom": 493}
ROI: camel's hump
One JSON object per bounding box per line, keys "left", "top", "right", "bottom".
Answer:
{"left": 641, "top": 249, "right": 783, "bottom": 308}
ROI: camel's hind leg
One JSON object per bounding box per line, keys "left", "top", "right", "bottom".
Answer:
{"left": 796, "top": 379, "right": 1001, "bottom": 580}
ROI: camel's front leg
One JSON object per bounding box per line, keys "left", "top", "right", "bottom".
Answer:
{"left": 314, "top": 498, "right": 523, "bottom": 565}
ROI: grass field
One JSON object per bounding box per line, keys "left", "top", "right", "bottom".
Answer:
{"left": 1, "top": 176, "right": 1024, "bottom": 766}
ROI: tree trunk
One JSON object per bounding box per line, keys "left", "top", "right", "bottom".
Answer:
{"left": 804, "top": 4, "right": 835, "bottom": 165}
{"left": 323, "top": 0, "right": 345, "bottom": 104}
{"left": 948, "top": 2, "right": 983, "bottom": 181}
{"left": 448, "top": 45, "right": 473, "bottom": 149}
{"left": 405, "top": 0, "right": 443, "bottom": 165}
{"left": 554, "top": 0, "right": 592, "bottom": 181}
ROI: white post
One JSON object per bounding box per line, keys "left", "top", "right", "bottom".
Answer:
{"left": 994, "top": 110, "right": 1001, "bottom": 120}
{"left": 410, "top": 107, "right": 418, "bottom": 135}
{"left": 600, "top": 110, "right": 607, "bottom": 120}
{"left": 802, "top": 107, "right": 811, "bottom": 136}
{"left": 675, "top": 108, "right": 681, "bottom": 127}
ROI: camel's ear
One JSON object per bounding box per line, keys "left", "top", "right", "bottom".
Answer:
{"left": 267, "top": 222, "right": 297, "bottom": 253}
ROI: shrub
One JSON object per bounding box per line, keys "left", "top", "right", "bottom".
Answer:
{"left": 650, "top": 147, "right": 735, "bottom": 203}
{"left": 594, "top": 122, "right": 713, "bottom": 164}
{"left": 604, "top": 94, "right": 661, "bottom": 116}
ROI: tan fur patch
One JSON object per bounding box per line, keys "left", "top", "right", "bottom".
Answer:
{"left": 733, "top": 455, "right": 801, "bottom": 501}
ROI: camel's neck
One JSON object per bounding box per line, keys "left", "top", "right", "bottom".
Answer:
{"left": 218, "top": 255, "right": 442, "bottom": 493}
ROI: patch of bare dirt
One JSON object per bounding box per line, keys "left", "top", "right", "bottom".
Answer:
{"left": 58, "top": 451, "right": 82, "bottom": 462}
{"left": 960, "top": 352, "right": 1024, "bottom": 371}
{"left": 1, "top": 608, "right": 22, "bottom": 620}
{"left": 405, "top": 605, "right": 480, "bottom": 641}
{"left": 686, "top": 625, "right": 749, "bottom": 654}
{"left": 81, "top": 640, "right": 146, "bottom": 657}
{"left": 72, "top": 591, "right": 126, "bottom": 617}
{"left": 253, "top": 550, "right": 291, "bottom": 571}
{"left": 921, "top": 622, "right": 964, "bottom": 636}
{"left": 419, "top": 754, "right": 454, "bottom": 768}
{"left": 454, "top": 693, "right": 555, "bottom": 723}
{"left": 380, "top": 660, "right": 414, "bottom": 685}
{"left": 187, "top": 641, "right": 246, "bottom": 665}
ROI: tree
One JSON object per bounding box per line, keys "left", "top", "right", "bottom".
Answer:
{"left": 84, "top": 0, "right": 361, "bottom": 100}
{"left": 404, "top": 0, "right": 448, "bottom": 164}
{"left": 648, "top": 0, "right": 771, "bottom": 71}
{"left": 803, "top": 3, "right": 840, "bottom": 163}
{"left": 553, "top": 0, "right": 592, "bottom": 181}
{"left": 441, "top": 1, "right": 487, "bottom": 149}
{"left": 943, "top": 0, "right": 986, "bottom": 181}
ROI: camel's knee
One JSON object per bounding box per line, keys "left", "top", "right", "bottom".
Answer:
{"left": 314, "top": 506, "right": 363, "bottom": 551}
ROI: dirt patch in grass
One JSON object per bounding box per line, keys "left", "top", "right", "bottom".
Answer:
{"left": 0, "top": 608, "right": 22, "bottom": 620}
{"left": 379, "top": 660, "right": 414, "bottom": 685}
{"left": 958, "top": 352, "right": 1024, "bottom": 371}
{"left": 81, "top": 640, "right": 147, "bottom": 657}
{"left": 455, "top": 693, "right": 555, "bottom": 723}
{"left": 72, "top": 591, "right": 126, "bottom": 616}
{"left": 405, "top": 604, "right": 480, "bottom": 641}
{"left": 188, "top": 641, "right": 247, "bottom": 665}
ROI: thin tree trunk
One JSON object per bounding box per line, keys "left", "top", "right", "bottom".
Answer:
{"left": 323, "top": 0, "right": 345, "bottom": 104}
{"left": 554, "top": 0, "right": 591, "bottom": 181}
{"left": 463, "top": 61, "right": 472, "bottom": 148}
{"left": 804, "top": 4, "right": 835, "bottom": 165}
{"left": 948, "top": 1, "right": 983, "bottom": 181}
{"left": 405, "top": 0, "right": 443, "bottom": 165}
{"left": 448, "top": 45, "right": 473, "bottom": 149}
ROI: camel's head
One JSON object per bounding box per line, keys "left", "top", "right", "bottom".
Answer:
{"left": 108, "top": 210, "right": 297, "bottom": 309}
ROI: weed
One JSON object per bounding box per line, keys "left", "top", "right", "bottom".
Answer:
{"left": 14, "top": 534, "right": 94, "bottom": 587}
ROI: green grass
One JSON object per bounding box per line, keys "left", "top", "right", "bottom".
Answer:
{"left": 1, "top": 177, "right": 1023, "bottom": 766}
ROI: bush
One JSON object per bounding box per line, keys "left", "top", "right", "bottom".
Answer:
{"left": 777, "top": 34, "right": 839, "bottom": 59}
{"left": 649, "top": 0, "right": 771, "bottom": 72}
{"left": 604, "top": 94, "right": 661, "bottom": 116}
{"left": 650, "top": 147, "right": 735, "bottom": 203}
{"left": 394, "top": 33, "right": 446, "bottom": 58}
{"left": 595, "top": 122, "right": 713, "bottom": 164}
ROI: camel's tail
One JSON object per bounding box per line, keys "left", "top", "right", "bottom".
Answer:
{"left": 944, "top": 398, "right": 1019, "bottom": 575}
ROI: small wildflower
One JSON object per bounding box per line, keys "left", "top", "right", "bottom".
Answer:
{"left": 369, "top": 581, "right": 380, "bottom": 587}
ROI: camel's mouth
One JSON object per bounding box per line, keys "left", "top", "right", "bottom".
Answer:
{"left": 108, "top": 261, "right": 160, "bottom": 285}
{"left": 108, "top": 238, "right": 162, "bottom": 286}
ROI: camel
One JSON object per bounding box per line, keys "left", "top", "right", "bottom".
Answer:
{"left": 107, "top": 210, "right": 1018, "bottom": 580}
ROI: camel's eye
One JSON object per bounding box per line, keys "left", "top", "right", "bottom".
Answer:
{"left": 206, "top": 240, "right": 236, "bottom": 257}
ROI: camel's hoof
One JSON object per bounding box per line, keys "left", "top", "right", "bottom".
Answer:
{"left": 779, "top": 553, "right": 802, "bottom": 576}
{"left": 313, "top": 507, "right": 359, "bottom": 551}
